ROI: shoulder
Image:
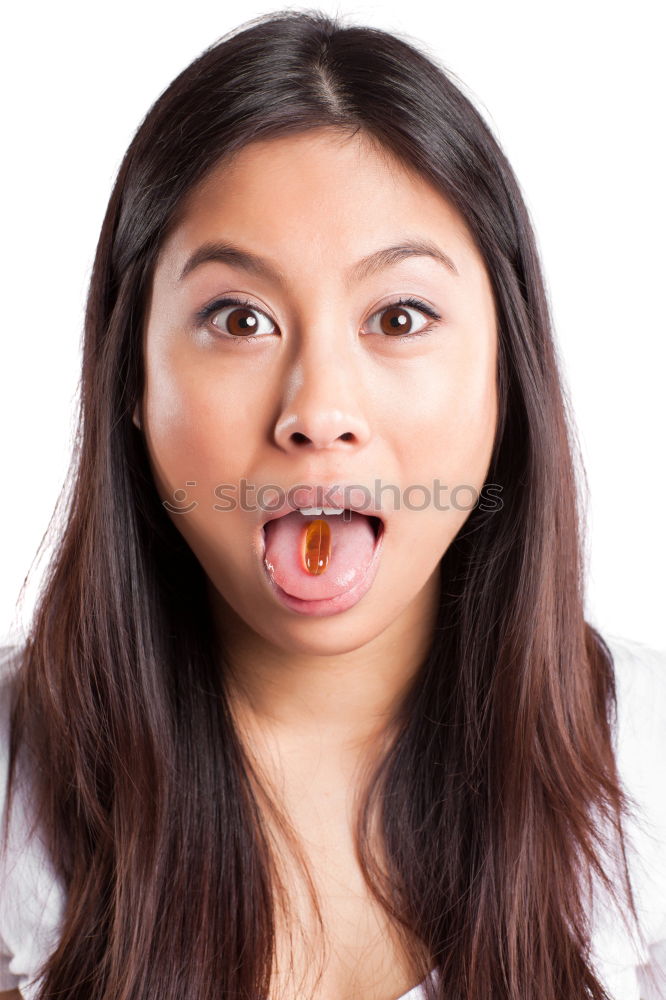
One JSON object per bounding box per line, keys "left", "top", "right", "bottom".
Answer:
{"left": 0, "top": 639, "right": 24, "bottom": 838}
{"left": 603, "top": 630, "right": 666, "bottom": 722}
{"left": 603, "top": 632, "right": 666, "bottom": 870}
{"left": 0, "top": 638, "right": 66, "bottom": 1000}
{"left": 0, "top": 639, "right": 22, "bottom": 721}
{"left": 590, "top": 631, "right": 666, "bottom": 999}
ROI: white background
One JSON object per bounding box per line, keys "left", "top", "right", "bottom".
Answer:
{"left": 1, "top": 0, "right": 664, "bottom": 648}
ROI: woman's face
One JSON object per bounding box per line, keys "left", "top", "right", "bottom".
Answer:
{"left": 138, "top": 127, "right": 498, "bottom": 656}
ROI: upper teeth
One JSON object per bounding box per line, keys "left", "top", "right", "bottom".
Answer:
{"left": 297, "top": 506, "right": 345, "bottom": 515}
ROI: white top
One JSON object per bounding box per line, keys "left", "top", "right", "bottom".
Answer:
{"left": 1, "top": 633, "right": 665, "bottom": 1000}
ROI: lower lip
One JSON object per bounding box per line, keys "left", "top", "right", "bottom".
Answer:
{"left": 257, "top": 519, "right": 385, "bottom": 617}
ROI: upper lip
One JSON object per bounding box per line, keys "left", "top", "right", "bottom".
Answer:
{"left": 258, "top": 483, "right": 386, "bottom": 528}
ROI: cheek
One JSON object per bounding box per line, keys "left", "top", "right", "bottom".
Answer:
{"left": 141, "top": 358, "right": 262, "bottom": 583}
{"left": 395, "top": 339, "right": 498, "bottom": 495}
{"left": 390, "top": 353, "right": 497, "bottom": 579}
{"left": 143, "top": 354, "right": 259, "bottom": 494}
{"left": 442, "top": 366, "right": 497, "bottom": 487}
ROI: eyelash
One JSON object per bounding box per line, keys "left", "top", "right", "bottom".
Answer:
{"left": 194, "top": 295, "right": 441, "bottom": 345}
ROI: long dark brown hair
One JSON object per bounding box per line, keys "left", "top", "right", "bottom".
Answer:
{"left": 2, "top": 9, "right": 644, "bottom": 998}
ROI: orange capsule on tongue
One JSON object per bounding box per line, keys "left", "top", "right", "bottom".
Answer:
{"left": 302, "top": 518, "right": 332, "bottom": 575}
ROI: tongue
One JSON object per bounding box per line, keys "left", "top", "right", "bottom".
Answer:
{"left": 263, "top": 510, "right": 376, "bottom": 601}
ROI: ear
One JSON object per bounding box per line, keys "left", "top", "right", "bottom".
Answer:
{"left": 132, "top": 402, "right": 142, "bottom": 431}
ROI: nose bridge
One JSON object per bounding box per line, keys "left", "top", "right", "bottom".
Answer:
{"left": 290, "top": 294, "right": 364, "bottom": 390}
{"left": 273, "top": 303, "right": 371, "bottom": 450}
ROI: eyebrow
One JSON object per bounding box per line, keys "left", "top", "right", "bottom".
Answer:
{"left": 177, "top": 237, "right": 459, "bottom": 286}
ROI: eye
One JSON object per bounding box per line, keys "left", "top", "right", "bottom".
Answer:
{"left": 195, "top": 294, "right": 441, "bottom": 344}
{"left": 365, "top": 297, "right": 440, "bottom": 340}
{"left": 196, "top": 296, "right": 276, "bottom": 343}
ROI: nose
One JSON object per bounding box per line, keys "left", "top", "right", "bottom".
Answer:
{"left": 273, "top": 335, "right": 372, "bottom": 452}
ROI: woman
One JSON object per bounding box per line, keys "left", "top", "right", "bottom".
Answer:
{"left": 1, "top": 8, "right": 665, "bottom": 1000}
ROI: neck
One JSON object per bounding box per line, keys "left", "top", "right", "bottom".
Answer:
{"left": 207, "top": 575, "right": 440, "bottom": 763}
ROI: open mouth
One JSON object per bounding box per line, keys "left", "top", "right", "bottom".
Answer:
{"left": 262, "top": 510, "right": 384, "bottom": 539}
{"left": 258, "top": 507, "right": 386, "bottom": 615}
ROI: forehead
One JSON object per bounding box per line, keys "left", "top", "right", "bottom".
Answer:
{"left": 156, "top": 128, "right": 483, "bottom": 284}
